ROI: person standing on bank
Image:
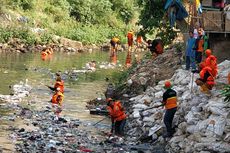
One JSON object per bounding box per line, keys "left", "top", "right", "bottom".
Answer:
{"left": 162, "top": 81, "right": 177, "bottom": 138}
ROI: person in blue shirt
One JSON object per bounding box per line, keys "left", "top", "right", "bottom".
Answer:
{"left": 185, "top": 31, "right": 196, "bottom": 70}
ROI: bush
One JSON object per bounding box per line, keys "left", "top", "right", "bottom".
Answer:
{"left": 221, "top": 85, "right": 230, "bottom": 103}
{"left": 0, "top": 26, "right": 54, "bottom": 45}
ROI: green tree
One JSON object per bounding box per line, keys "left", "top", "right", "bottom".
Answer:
{"left": 110, "top": 0, "right": 136, "bottom": 24}
{"left": 67, "top": 0, "right": 112, "bottom": 24}
{"left": 9, "top": 0, "right": 35, "bottom": 10}
{"left": 137, "top": 0, "right": 176, "bottom": 45}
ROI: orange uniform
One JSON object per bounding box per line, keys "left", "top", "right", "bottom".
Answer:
{"left": 136, "top": 36, "right": 142, "bottom": 44}
{"left": 127, "top": 31, "right": 134, "bottom": 47}
{"left": 199, "top": 66, "right": 215, "bottom": 90}
{"left": 41, "top": 51, "right": 47, "bottom": 60}
{"left": 54, "top": 81, "right": 64, "bottom": 93}
{"left": 107, "top": 101, "right": 126, "bottom": 122}
{"left": 52, "top": 91, "right": 64, "bottom": 106}
{"left": 204, "top": 55, "right": 217, "bottom": 77}
{"left": 125, "top": 51, "right": 132, "bottom": 68}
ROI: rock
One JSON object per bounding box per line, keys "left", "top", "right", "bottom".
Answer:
{"left": 139, "top": 77, "right": 147, "bottom": 85}
{"left": 18, "top": 128, "right": 25, "bottom": 133}
{"left": 132, "top": 110, "right": 141, "bottom": 118}
{"left": 224, "top": 133, "right": 230, "bottom": 142}
{"left": 133, "top": 104, "right": 148, "bottom": 109}
{"left": 60, "top": 37, "right": 83, "bottom": 49}
{"left": 148, "top": 125, "right": 162, "bottom": 136}
{"left": 194, "top": 142, "right": 230, "bottom": 153}
{"left": 154, "top": 91, "right": 163, "bottom": 99}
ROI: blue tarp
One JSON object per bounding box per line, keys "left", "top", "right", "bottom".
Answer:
{"left": 164, "top": 0, "right": 188, "bottom": 21}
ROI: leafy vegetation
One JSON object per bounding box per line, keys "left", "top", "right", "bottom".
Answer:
{"left": 221, "top": 85, "right": 230, "bottom": 103}
{"left": 0, "top": 0, "right": 179, "bottom": 45}
{"left": 137, "top": 0, "right": 177, "bottom": 45}
{"left": 0, "top": 0, "right": 138, "bottom": 45}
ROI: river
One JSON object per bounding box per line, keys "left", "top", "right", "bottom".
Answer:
{"left": 0, "top": 50, "right": 128, "bottom": 152}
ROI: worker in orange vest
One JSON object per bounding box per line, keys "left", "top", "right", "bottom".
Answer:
{"left": 127, "top": 30, "right": 134, "bottom": 52}
{"left": 41, "top": 48, "right": 48, "bottom": 61}
{"left": 106, "top": 98, "right": 126, "bottom": 136}
{"left": 52, "top": 88, "right": 64, "bottom": 119}
{"left": 136, "top": 35, "right": 143, "bottom": 48}
{"left": 162, "top": 81, "right": 177, "bottom": 138}
{"left": 194, "top": 28, "right": 204, "bottom": 65}
{"left": 134, "top": 35, "right": 144, "bottom": 63}
{"left": 204, "top": 49, "right": 218, "bottom": 78}
{"left": 195, "top": 64, "right": 215, "bottom": 94}
{"left": 110, "top": 37, "right": 120, "bottom": 65}
{"left": 126, "top": 30, "right": 134, "bottom": 67}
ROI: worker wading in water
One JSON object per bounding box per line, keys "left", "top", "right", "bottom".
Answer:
{"left": 41, "top": 48, "right": 48, "bottom": 61}
{"left": 162, "top": 81, "right": 177, "bottom": 138}
{"left": 134, "top": 35, "right": 144, "bottom": 63}
{"left": 126, "top": 30, "right": 134, "bottom": 67}
{"left": 106, "top": 98, "right": 126, "bottom": 137}
{"left": 110, "top": 37, "right": 120, "bottom": 65}
{"left": 41, "top": 47, "right": 54, "bottom": 61}
{"left": 52, "top": 88, "right": 64, "bottom": 120}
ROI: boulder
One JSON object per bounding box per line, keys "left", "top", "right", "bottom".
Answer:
{"left": 60, "top": 37, "right": 83, "bottom": 49}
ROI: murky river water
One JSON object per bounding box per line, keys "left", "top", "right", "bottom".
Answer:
{"left": 0, "top": 50, "right": 128, "bottom": 152}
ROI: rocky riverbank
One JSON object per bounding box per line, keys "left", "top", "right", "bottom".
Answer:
{"left": 122, "top": 59, "right": 230, "bottom": 153}
{"left": 0, "top": 37, "right": 113, "bottom": 53}
{"left": 0, "top": 81, "right": 165, "bottom": 152}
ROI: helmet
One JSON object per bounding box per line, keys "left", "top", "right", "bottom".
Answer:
{"left": 205, "top": 49, "right": 212, "bottom": 57}
{"left": 164, "top": 81, "right": 171, "bottom": 88}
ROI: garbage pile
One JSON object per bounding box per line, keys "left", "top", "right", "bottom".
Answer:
{"left": 119, "top": 47, "right": 182, "bottom": 95}
{"left": 0, "top": 81, "right": 32, "bottom": 103}
{"left": 125, "top": 60, "right": 230, "bottom": 153}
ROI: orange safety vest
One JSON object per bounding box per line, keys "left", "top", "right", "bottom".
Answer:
{"left": 200, "top": 66, "right": 215, "bottom": 86}
{"left": 197, "top": 39, "right": 204, "bottom": 52}
{"left": 52, "top": 91, "right": 64, "bottom": 106}
{"left": 155, "top": 43, "right": 163, "bottom": 54}
{"left": 205, "top": 55, "right": 218, "bottom": 77}
{"left": 136, "top": 36, "right": 142, "bottom": 43}
{"left": 165, "top": 97, "right": 177, "bottom": 110}
{"left": 54, "top": 81, "right": 64, "bottom": 93}
{"left": 127, "top": 32, "right": 134, "bottom": 39}
{"left": 107, "top": 101, "right": 126, "bottom": 122}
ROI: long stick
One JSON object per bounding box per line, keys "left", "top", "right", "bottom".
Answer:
{"left": 191, "top": 72, "right": 194, "bottom": 93}
{"left": 93, "top": 117, "right": 107, "bottom": 126}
